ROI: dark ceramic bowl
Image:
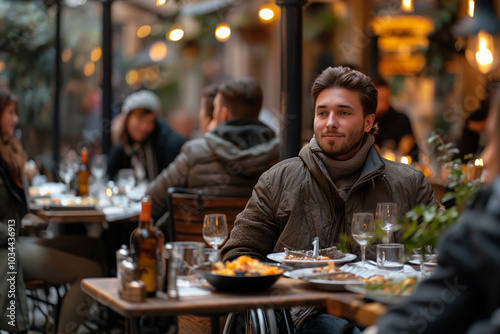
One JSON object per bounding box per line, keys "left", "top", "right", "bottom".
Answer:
{"left": 197, "top": 262, "right": 292, "bottom": 293}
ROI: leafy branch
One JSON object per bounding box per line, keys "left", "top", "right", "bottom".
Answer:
{"left": 394, "top": 132, "right": 482, "bottom": 254}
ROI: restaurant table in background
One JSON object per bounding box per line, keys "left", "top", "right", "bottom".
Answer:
{"left": 81, "top": 277, "right": 387, "bottom": 334}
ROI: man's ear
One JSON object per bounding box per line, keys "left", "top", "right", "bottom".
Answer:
{"left": 221, "top": 106, "right": 232, "bottom": 121}
{"left": 364, "top": 113, "right": 375, "bottom": 132}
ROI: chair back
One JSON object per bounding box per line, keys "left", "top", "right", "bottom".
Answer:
{"left": 166, "top": 187, "right": 251, "bottom": 243}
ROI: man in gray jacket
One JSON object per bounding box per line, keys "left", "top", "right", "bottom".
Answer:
{"left": 221, "top": 66, "right": 437, "bottom": 333}
{"left": 146, "top": 77, "right": 279, "bottom": 220}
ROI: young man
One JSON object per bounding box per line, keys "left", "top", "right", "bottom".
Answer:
{"left": 221, "top": 66, "right": 437, "bottom": 333}
{"left": 146, "top": 77, "right": 279, "bottom": 220}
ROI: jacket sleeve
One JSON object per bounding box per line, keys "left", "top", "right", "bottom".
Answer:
{"left": 220, "top": 170, "right": 281, "bottom": 262}
{"left": 377, "top": 185, "right": 500, "bottom": 333}
{"left": 146, "top": 142, "right": 192, "bottom": 220}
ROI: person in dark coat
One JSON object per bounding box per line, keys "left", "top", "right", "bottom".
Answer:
{"left": 107, "top": 90, "right": 186, "bottom": 182}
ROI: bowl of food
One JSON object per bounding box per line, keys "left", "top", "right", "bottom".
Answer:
{"left": 198, "top": 256, "right": 292, "bottom": 292}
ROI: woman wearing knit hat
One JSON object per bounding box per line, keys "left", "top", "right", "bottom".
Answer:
{"left": 107, "top": 90, "right": 186, "bottom": 183}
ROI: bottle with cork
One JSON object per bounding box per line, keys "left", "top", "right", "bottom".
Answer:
{"left": 130, "top": 195, "right": 163, "bottom": 297}
{"left": 77, "top": 147, "right": 90, "bottom": 196}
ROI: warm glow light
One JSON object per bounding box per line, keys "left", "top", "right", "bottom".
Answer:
{"left": 169, "top": 28, "right": 184, "bottom": 41}
{"left": 126, "top": 70, "right": 139, "bottom": 86}
{"left": 149, "top": 41, "right": 168, "bottom": 62}
{"left": 475, "top": 30, "right": 494, "bottom": 72}
{"left": 156, "top": 0, "right": 166, "bottom": 6}
{"left": 401, "top": 156, "right": 412, "bottom": 165}
{"left": 90, "top": 47, "right": 102, "bottom": 62}
{"left": 137, "top": 25, "right": 151, "bottom": 38}
{"left": 83, "top": 62, "right": 95, "bottom": 77}
{"left": 106, "top": 187, "right": 113, "bottom": 198}
{"left": 383, "top": 150, "right": 396, "bottom": 162}
{"left": 61, "top": 48, "right": 72, "bottom": 62}
{"left": 215, "top": 23, "right": 231, "bottom": 42}
{"left": 0, "top": 61, "right": 5, "bottom": 73}
{"left": 475, "top": 158, "right": 484, "bottom": 167}
{"left": 259, "top": 7, "right": 275, "bottom": 22}
{"left": 468, "top": 0, "right": 475, "bottom": 17}
{"left": 401, "top": 0, "right": 413, "bottom": 13}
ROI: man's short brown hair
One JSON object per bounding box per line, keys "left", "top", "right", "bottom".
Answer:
{"left": 311, "top": 66, "right": 378, "bottom": 117}
{"left": 218, "top": 77, "right": 263, "bottom": 119}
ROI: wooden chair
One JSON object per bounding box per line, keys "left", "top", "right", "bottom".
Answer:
{"left": 166, "top": 187, "right": 251, "bottom": 243}
{"left": 166, "top": 187, "right": 251, "bottom": 334}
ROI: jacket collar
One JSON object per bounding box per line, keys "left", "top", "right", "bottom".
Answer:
{"left": 299, "top": 142, "right": 386, "bottom": 196}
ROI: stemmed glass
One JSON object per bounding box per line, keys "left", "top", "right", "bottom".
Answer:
{"left": 117, "top": 169, "right": 136, "bottom": 207}
{"left": 91, "top": 154, "right": 107, "bottom": 182}
{"left": 351, "top": 212, "right": 375, "bottom": 268}
{"left": 202, "top": 214, "right": 228, "bottom": 261}
{"left": 58, "top": 159, "right": 78, "bottom": 194}
{"left": 376, "top": 202, "right": 398, "bottom": 243}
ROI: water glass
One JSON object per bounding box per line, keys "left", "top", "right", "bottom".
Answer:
{"left": 164, "top": 241, "right": 205, "bottom": 298}
{"left": 376, "top": 243, "right": 405, "bottom": 272}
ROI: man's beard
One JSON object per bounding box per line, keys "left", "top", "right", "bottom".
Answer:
{"left": 317, "top": 129, "right": 365, "bottom": 160}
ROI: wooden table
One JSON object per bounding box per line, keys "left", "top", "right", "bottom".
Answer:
{"left": 30, "top": 205, "right": 139, "bottom": 224}
{"left": 81, "top": 277, "right": 386, "bottom": 333}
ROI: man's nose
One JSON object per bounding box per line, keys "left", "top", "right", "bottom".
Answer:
{"left": 326, "top": 113, "right": 338, "bottom": 128}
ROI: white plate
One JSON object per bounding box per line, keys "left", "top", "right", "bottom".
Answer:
{"left": 286, "top": 268, "right": 365, "bottom": 291}
{"left": 267, "top": 252, "right": 356, "bottom": 268}
{"left": 344, "top": 283, "right": 411, "bottom": 305}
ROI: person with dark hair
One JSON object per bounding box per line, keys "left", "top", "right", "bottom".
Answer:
{"left": 371, "top": 76, "right": 418, "bottom": 161}
{"left": 221, "top": 67, "right": 437, "bottom": 333}
{"left": 0, "top": 88, "right": 103, "bottom": 333}
{"left": 199, "top": 84, "right": 219, "bottom": 134}
{"left": 366, "top": 85, "right": 500, "bottom": 334}
{"left": 454, "top": 97, "right": 488, "bottom": 161}
{"left": 107, "top": 90, "right": 186, "bottom": 182}
{"left": 146, "top": 77, "right": 279, "bottom": 220}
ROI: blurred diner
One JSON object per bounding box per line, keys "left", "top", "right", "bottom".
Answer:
{"left": 372, "top": 76, "right": 419, "bottom": 163}
{"left": 107, "top": 89, "right": 186, "bottom": 183}
{"left": 146, "top": 76, "right": 280, "bottom": 221}
{"left": 0, "top": 87, "right": 103, "bottom": 334}
{"left": 221, "top": 66, "right": 438, "bottom": 334}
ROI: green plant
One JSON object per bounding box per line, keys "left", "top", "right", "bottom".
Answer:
{"left": 394, "top": 132, "right": 482, "bottom": 254}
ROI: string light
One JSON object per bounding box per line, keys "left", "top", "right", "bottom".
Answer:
{"left": 156, "top": 0, "right": 166, "bottom": 6}
{"left": 259, "top": 7, "right": 275, "bottom": 22}
{"left": 215, "top": 23, "right": 231, "bottom": 42}
{"left": 168, "top": 28, "right": 184, "bottom": 41}
{"left": 468, "top": 0, "right": 475, "bottom": 17}
{"left": 137, "top": 25, "right": 151, "bottom": 39}
{"left": 149, "top": 41, "right": 168, "bottom": 62}
{"left": 90, "top": 47, "right": 102, "bottom": 62}
{"left": 401, "top": 0, "right": 413, "bottom": 13}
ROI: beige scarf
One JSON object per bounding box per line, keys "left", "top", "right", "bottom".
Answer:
{"left": 310, "top": 134, "right": 375, "bottom": 200}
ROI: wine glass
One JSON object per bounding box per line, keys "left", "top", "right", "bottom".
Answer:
{"left": 117, "top": 169, "right": 136, "bottom": 207}
{"left": 202, "top": 214, "right": 228, "bottom": 261}
{"left": 91, "top": 154, "right": 107, "bottom": 182}
{"left": 58, "top": 159, "right": 78, "bottom": 194}
{"left": 351, "top": 212, "right": 375, "bottom": 268}
{"left": 376, "top": 202, "right": 398, "bottom": 243}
